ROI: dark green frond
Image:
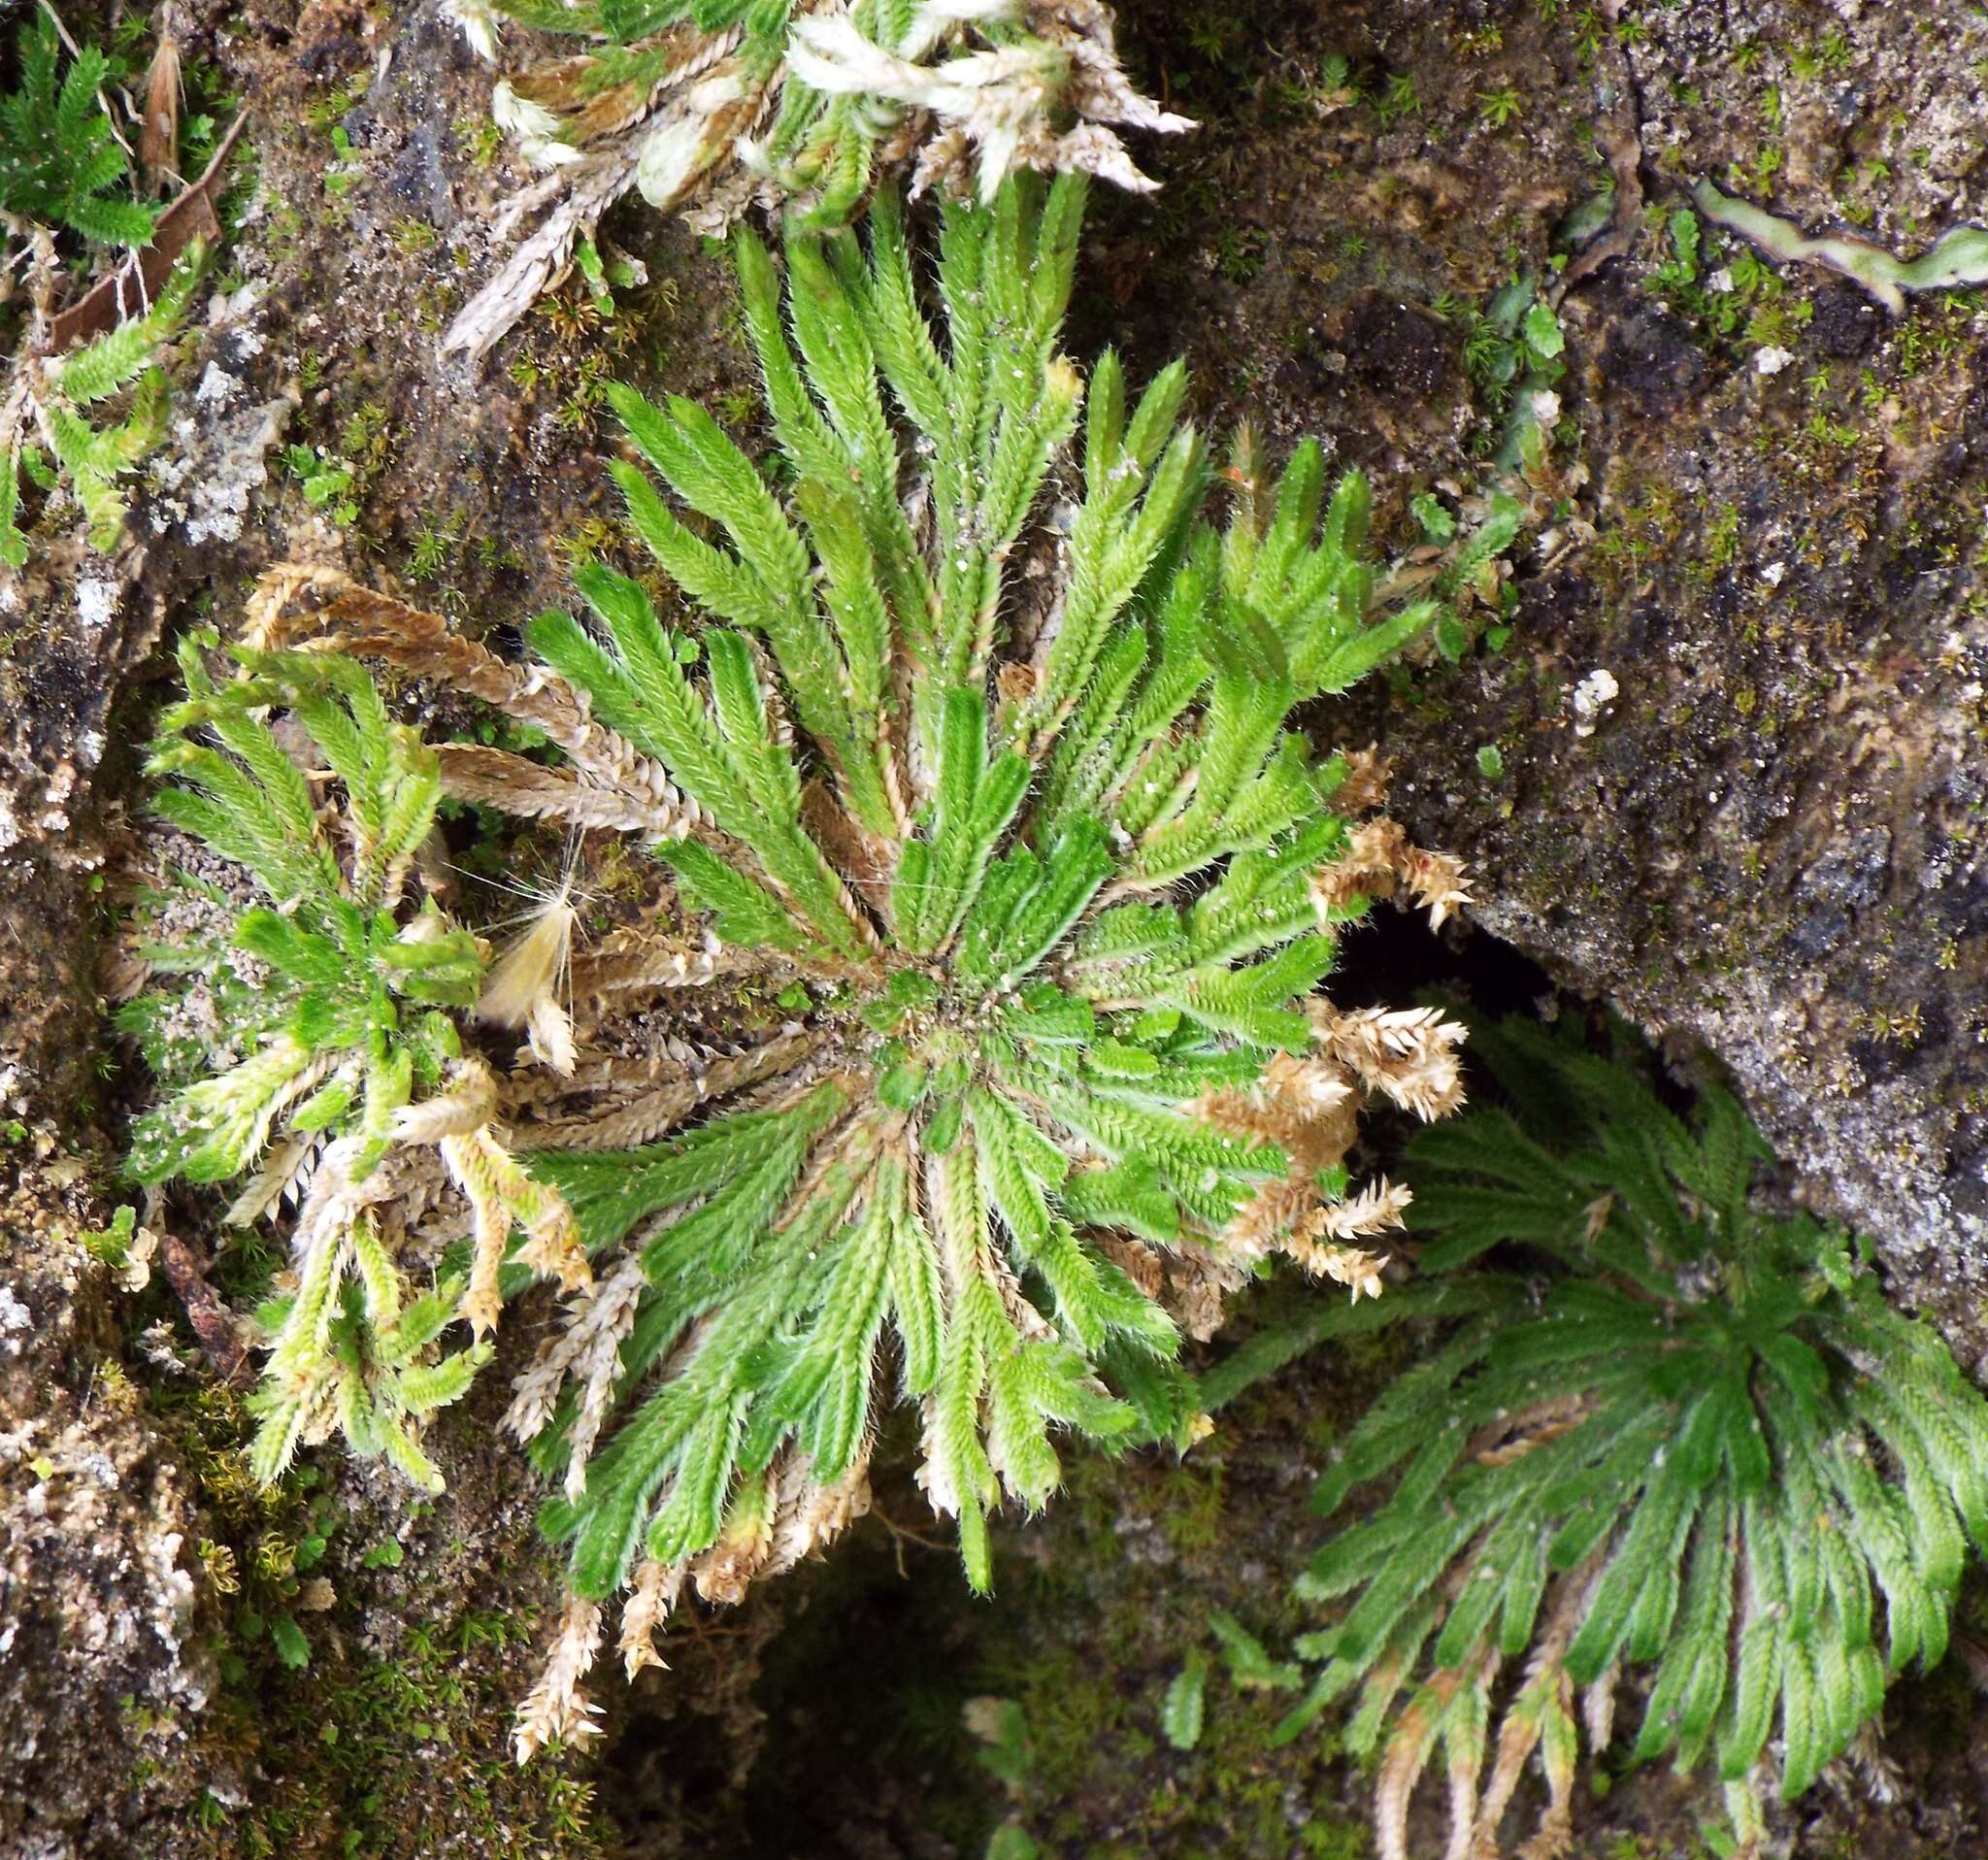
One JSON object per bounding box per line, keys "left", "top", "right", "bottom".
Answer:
{"left": 0, "top": 18, "right": 158, "bottom": 247}
{"left": 1252, "top": 1019, "right": 1988, "bottom": 1851}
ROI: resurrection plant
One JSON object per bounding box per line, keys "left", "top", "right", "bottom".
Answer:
{"left": 1264, "top": 1018, "right": 1988, "bottom": 1859}
{"left": 130, "top": 173, "right": 1497, "bottom": 1754}
{"left": 441, "top": 0, "right": 1189, "bottom": 360}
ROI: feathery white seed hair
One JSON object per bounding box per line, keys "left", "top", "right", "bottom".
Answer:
{"left": 442, "top": 0, "right": 502, "bottom": 62}
{"left": 478, "top": 869, "right": 580, "bottom": 1077}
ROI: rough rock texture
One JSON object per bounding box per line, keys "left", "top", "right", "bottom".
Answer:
{"left": 1095, "top": 0, "right": 1988, "bottom": 1359}
{"left": 3, "top": 0, "right": 1987, "bottom": 1852}
{"left": 0, "top": 1165, "right": 212, "bottom": 1850}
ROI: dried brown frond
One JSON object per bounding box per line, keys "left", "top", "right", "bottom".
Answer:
{"left": 568, "top": 929, "right": 739, "bottom": 1011}
{"left": 1164, "top": 1239, "right": 1248, "bottom": 1343}
{"left": 1377, "top": 1665, "right": 1466, "bottom": 1860}
{"left": 1221, "top": 1173, "right": 1315, "bottom": 1257}
{"left": 1309, "top": 817, "right": 1408, "bottom": 918}
{"left": 765, "top": 1454, "right": 872, "bottom": 1574}
{"left": 510, "top": 1030, "right": 827, "bottom": 1153}
{"left": 513, "top": 1595, "right": 605, "bottom": 1762}
{"left": 1095, "top": 1230, "right": 1165, "bottom": 1297}
{"left": 1469, "top": 1393, "right": 1591, "bottom": 1469}
{"left": 534, "top": 1251, "right": 647, "bottom": 1498}
{"left": 1400, "top": 845, "right": 1474, "bottom": 930}
{"left": 1282, "top": 1233, "right": 1389, "bottom": 1300}
{"left": 436, "top": 743, "right": 687, "bottom": 836}
{"left": 1466, "top": 1558, "right": 1598, "bottom": 1860}
{"left": 244, "top": 565, "right": 700, "bottom": 842}
{"left": 1332, "top": 744, "right": 1394, "bottom": 815}
{"left": 1197, "top": 1050, "right": 1400, "bottom": 1289}
{"left": 801, "top": 777, "right": 898, "bottom": 922}
{"left": 618, "top": 1558, "right": 681, "bottom": 1680}
{"left": 1311, "top": 1005, "right": 1469, "bottom": 1122}
{"left": 690, "top": 1469, "right": 776, "bottom": 1606}
{"left": 1308, "top": 816, "right": 1473, "bottom": 931}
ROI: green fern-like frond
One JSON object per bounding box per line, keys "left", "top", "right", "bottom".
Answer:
{"left": 507, "top": 175, "right": 1481, "bottom": 1605}
{"left": 0, "top": 17, "right": 158, "bottom": 247}
{"left": 3, "top": 244, "right": 207, "bottom": 564}
{"left": 145, "top": 174, "right": 1508, "bottom": 1753}
{"left": 1253, "top": 1017, "right": 1988, "bottom": 1857}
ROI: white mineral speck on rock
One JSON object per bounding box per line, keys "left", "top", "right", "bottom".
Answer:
{"left": 195, "top": 362, "right": 239, "bottom": 407}
{"left": 1754, "top": 346, "right": 1796, "bottom": 376}
{"left": 76, "top": 579, "right": 117, "bottom": 632}
{"left": 1571, "top": 668, "right": 1619, "bottom": 738}
{"left": 0, "top": 1285, "right": 30, "bottom": 1354}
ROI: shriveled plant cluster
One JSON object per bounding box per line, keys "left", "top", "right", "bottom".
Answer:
{"left": 125, "top": 173, "right": 1508, "bottom": 1753}
{"left": 442, "top": 0, "right": 1189, "bottom": 359}
{"left": 1252, "top": 1018, "right": 1988, "bottom": 1858}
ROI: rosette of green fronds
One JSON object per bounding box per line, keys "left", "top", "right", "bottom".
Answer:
{"left": 0, "top": 243, "right": 207, "bottom": 565}
{"left": 126, "top": 634, "right": 588, "bottom": 1486}
{"left": 441, "top": 0, "right": 1188, "bottom": 361}
{"left": 1257, "top": 1018, "right": 1988, "bottom": 1860}
{"left": 219, "top": 172, "right": 1500, "bottom": 1756}
{"left": 0, "top": 16, "right": 159, "bottom": 248}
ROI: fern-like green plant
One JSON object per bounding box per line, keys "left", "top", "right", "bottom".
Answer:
{"left": 1244, "top": 1017, "right": 1988, "bottom": 1858}
{"left": 1, "top": 244, "right": 206, "bottom": 565}
{"left": 125, "top": 633, "right": 587, "bottom": 1486}
{"left": 0, "top": 16, "right": 158, "bottom": 247}
{"left": 142, "top": 173, "right": 1507, "bottom": 1751}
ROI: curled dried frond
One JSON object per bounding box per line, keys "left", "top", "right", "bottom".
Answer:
{"left": 1311, "top": 1004, "right": 1469, "bottom": 1122}
{"left": 618, "top": 1558, "right": 681, "bottom": 1680}
{"left": 1308, "top": 814, "right": 1474, "bottom": 932}
{"left": 513, "top": 1595, "right": 606, "bottom": 1763}
{"left": 442, "top": 0, "right": 1191, "bottom": 360}
{"left": 244, "top": 565, "right": 703, "bottom": 842}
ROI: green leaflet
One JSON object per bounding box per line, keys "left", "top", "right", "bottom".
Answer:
{"left": 0, "top": 17, "right": 158, "bottom": 246}
{"left": 1243, "top": 1014, "right": 1988, "bottom": 1853}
